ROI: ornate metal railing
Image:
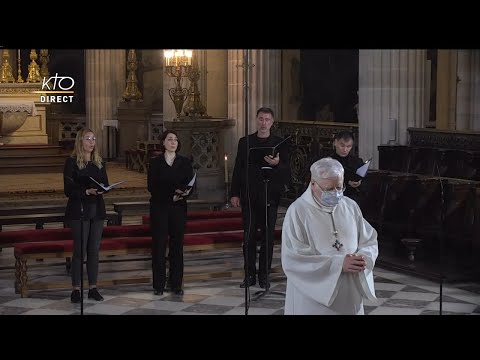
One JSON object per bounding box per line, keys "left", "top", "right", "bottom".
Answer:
{"left": 273, "top": 120, "right": 358, "bottom": 201}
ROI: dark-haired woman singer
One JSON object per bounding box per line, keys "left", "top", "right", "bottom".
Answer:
{"left": 147, "top": 130, "right": 194, "bottom": 296}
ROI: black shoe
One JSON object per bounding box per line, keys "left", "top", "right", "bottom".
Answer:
{"left": 240, "top": 277, "right": 256, "bottom": 288}
{"left": 70, "top": 290, "right": 80, "bottom": 303}
{"left": 258, "top": 277, "right": 271, "bottom": 289}
{"left": 88, "top": 288, "right": 104, "bottom": 301}
{"left": 154, "top": 289, "right": 164, "bottom": 295}
{"left": 173, "top": 289, "right": 184, "bottom": 296}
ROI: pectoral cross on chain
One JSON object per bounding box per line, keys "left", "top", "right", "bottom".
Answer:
{"left": 332, "top": 233, "right": 343, "bottom": 251}
{"left": 330, "top": 217, "right": 343, "bottom": 251}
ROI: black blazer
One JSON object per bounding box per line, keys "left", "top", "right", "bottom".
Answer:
{"left": 230, "top": 133, "right": 290, "bottom": 206}
{"left": 148, "top": 154, "right": 194, "bottom": 207}
{"left": 63, "top": 157, "right": 109, "bottom": 221}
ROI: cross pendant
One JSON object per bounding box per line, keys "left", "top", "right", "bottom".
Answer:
{"left": 332, "top": 239, "right": 343, "bottom": 251}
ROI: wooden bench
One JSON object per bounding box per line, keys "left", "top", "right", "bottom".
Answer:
{"left": 14, "top": 226, "right": 282, "bottom": 297}
{"left": 0, "top": 211, "right": 120, "bottom": 232}
{"left": 113, "top": 200, "right": 226, "bottom": 225}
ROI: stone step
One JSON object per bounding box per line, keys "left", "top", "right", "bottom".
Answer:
{"left": 0, "top": 144, "right": 70, "bottom": 174}
{"left": 0, "top": 154, "right": 69, "bottom": 166}
{"left": 0, "top": 144, "right": 66, "bottom": 156}
{"left": 0, "top": 163, "right": 65, "bottom": 174}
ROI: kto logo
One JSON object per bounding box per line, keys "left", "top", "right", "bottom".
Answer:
{"left": 36, "top": 73, "right": 75, "bottom": 103}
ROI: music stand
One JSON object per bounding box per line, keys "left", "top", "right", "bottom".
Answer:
{"left": 253, "top": 166, "right": 285, "bottom": 301}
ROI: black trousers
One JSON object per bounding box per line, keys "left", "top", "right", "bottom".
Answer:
{"left": 70, "top": 219, "right": 104, "bottom": 287}
{"left": 241, "top": 200, "right": 278, "bottom": 279}
{"left": 150, "top": 203, "right": 187, "bottom": 291}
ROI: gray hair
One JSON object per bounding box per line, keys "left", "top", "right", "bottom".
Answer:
{"left": 310, "top": 157, "right": 344, "bottom": 183}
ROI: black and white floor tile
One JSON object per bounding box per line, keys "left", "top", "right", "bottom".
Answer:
{"left": 0, "top": 213, "right": 479, "bottom": 315}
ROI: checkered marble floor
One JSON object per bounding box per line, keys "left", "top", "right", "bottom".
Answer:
{"left": 1, "top": 248, "right": 479, "bottom": 315}
{"left": 0, "top": 213, "right": 479, "bottom": 315}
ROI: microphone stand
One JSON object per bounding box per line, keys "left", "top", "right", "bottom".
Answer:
{"left": 80, "top": 201, "right": 84, "bottom": 316}
{"left": 253, "top": 167, "right": 285, "bottom": 301}
{"left": 435, "top": 162, "right": 445, "bottom": 316}
{"left": 242, "top": 49, "right": 252, "bottom": 315}
{"left": 438, "top": 177, "right": 446, "bottom": 316}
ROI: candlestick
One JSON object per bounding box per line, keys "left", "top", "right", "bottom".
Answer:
{"left": 223, "top": 153, "right": 230, "bottom": 209}
{"left": 224, "top": 153, "right": 228, "bottom": 183}
{"left": 17, "top": 49, "right": 24, "bottom": 83}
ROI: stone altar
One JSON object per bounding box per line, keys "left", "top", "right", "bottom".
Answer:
{"left": 0, "top": 83, "right": 48, "bottom": 145}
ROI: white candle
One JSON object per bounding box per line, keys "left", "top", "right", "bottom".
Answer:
{"left": 224, "top": 153, "right": 228, "bottom": 183}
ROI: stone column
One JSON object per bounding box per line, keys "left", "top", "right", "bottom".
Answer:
{"left": 85, "top": 50, "right": 126, "bottom": 157}
{"left": 206, "top": 49, "right": 228, "bottom": 118}
{"left": 249, "top": 49, "right": 282, "bottom": 130}
{"left": 456, "top": 50, "right": 480, "bottom": 131}
{"left": 436, "top": 50, "right": 458, "bottom": 130}
{"left": 227, "top": 49, "right": 247, "bottom": 164}
{"left": 197, "top": 49, "right": 207, "bottom": 111}
{"left": 359, "top": 49, "right": 427, "bottom": 168}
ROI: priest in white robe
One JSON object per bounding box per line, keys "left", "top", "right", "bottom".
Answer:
{"left": 282, "top": 157, "right": 378, "bottom": 315}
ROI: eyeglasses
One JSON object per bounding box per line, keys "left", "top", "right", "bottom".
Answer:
{"left": 313, "top": 182, "right": 346, "bottom": 194}
{"left": 84, "top": 136, "right": 96, "bottom": 141}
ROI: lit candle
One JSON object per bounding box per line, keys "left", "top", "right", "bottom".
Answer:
{"left": 224, "top": 153, "right": 228, "bottom": 183}
{"left": 164, "top": 50, "right": 173, "bottom": 67}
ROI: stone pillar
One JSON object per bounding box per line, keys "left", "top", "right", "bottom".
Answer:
{"left": 250, "top": 49, "right": 282, "bottom": 130}
{"left": 197, "top": 49, "right": 207, "bottom": 111}
{"left": 164, "top": 118, "right": 235, "bottom": 201}
{"left": 85, "top": 50, "right": 125, "bottom": 157}
{"left": 456, "top": 50, "right": 480, "bottom": 131}
{"left": 436, "top": 50, "right": 458, "bottom": 130}
{"left": 359, "top": 49, "right": 427, "bottom": 168}
{"left": 206, "top": 50, "right": 228, "bottom": 118}
{"left": 227, "top": 50, "right": 247, "bottom": 165}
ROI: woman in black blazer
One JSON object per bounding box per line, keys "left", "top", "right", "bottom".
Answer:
{"left": 148, "top": 130, "right": 194, "bottom": 296}
{"left": 64, "top": 128, "right": 108, "bottom": 303}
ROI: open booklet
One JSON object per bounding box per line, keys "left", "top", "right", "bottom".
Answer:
{"left": 346, "top": 158, "right": 372, "bottom": 181}
{"left": 249, "top": 135, "right": 291, "bottom": 164}
{"left": 89, "top": 177, "right": 126, "bottom": 192}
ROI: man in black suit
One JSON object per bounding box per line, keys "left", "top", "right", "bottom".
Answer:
{"left": 230, "top": 107, "right": 290, "bottom": 289}
{"left": 328, "top": 131, "right": 364, "bottom": 203}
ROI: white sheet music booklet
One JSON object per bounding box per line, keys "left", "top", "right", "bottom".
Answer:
{"left": 89, "top": 177, "right": 126, "bottom": 192}
{"left": 355, "top": 158, "right": 372, "bottom": 178}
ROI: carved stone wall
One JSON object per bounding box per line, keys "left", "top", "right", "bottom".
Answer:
{"left": 274, "top": 120, "right": 359, "bottom": 200}
{"left": 408, "top": 127, "right": 480, "bottom": 150}
{"left": 191, "top": 131, "right": 218, "bottom": 170}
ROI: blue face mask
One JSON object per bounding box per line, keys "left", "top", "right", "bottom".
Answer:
{"left": 320, "top": 190, "right": 344, "bottom": 207}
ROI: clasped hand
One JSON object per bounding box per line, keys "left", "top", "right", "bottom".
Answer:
{"left": 173, "top": 188, "right": 190, "bottom": 202}
{"left": 342, "top": 253, "right": 367, "bottom": 273}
